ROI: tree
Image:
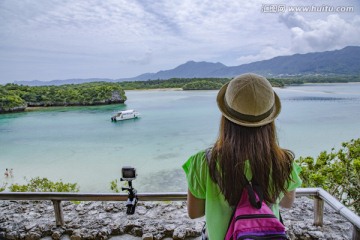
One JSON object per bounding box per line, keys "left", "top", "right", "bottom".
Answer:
{"left": 0, "top": 92, "right": 26, "bottom": 111}
{"left": 296, "top": 138, "right": 360, "bottom": 214}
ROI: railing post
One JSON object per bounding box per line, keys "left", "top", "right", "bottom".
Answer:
{"left": 314, "top": 196, "right": 324, "bottom": 226}
{"left": 352, "top": 226, "right": 360, "bottom": 240}
{"left": 52, "top": 200, "right": 64, "bottom": 226}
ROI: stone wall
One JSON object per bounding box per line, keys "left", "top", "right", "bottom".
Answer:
{"left": 0, "top": 197, "right": 354, "bottom": 240}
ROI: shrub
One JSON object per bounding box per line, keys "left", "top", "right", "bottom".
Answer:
{"left": 0, "top": 183, "right": 6, "bottom": 192}
{"left": 296, "top": 138, "right": 360, "bottom": 214}
{"left": 9, "top": 177, "right": 79, "bottom": 192}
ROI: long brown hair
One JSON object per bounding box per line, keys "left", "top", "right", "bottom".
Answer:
{"left": 209, "top": 116, "right": 293, "bottom": 206}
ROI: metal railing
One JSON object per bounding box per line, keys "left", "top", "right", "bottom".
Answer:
{"left": 0, "top": 188, "right": 359, "bottom": 239}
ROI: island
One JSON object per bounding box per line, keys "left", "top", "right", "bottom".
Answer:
{"left": 0, "top": 82, "right": 126, "bottom": 114}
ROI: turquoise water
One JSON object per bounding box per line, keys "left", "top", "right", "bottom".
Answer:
{"left": 1, "top": 83, "right": 360, "bottom": 192}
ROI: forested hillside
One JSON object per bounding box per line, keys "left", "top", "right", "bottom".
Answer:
{"left": 125, "top": 46, "right": 360, "bottom": 80}
{"left": 0, "top": 82, "right": 126, "bottom": 113}
{"left": 117, "top": 75, "right": 359, "bottom": 90}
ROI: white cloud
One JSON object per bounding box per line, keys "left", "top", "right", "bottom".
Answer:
{"left": 280, "top": 13, "right": 360, "bottom": 53}
{"left": 0, "top": 0, "right": 359, "bottom": 83}
{"left": 279, "top": 12, "right": 310, "bottom": 30}
{"left": 236, "top": 46, "right": 291, "bottom": 65}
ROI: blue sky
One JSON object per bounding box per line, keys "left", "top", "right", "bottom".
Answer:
{"left": 0, "top": 0, "right": 359, "bottom": 84}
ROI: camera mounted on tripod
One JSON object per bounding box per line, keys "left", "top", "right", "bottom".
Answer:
{"left": 120, "top": 166, "right": 138, "bottom": 215}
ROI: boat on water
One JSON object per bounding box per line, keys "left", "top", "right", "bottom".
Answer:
{"left": 111, "top": 109, "right": 140, "bottom": 122}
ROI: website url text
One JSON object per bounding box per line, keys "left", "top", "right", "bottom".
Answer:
{"left": 261, "top": 5, "right": 354, "bottom": 13}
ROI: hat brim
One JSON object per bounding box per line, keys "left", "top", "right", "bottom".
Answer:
{"left": 216, "top": 82, "right": 281, "bottom": 127}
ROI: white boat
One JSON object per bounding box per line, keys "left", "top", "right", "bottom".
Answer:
{"left": 111, "top": 109, "right": 140, "bottom": 122}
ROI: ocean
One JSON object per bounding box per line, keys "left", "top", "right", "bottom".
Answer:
{"left": 1, "top": 83, "right": 360, "bottom": 193}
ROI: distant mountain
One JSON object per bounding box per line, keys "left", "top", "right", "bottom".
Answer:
{"left": 128, "top": 46, "right": 360, "bottom": 80}
{"left": 210, "top": 46, "right": 360, "bottom": 77}
{"left": 13, "top": 46, "right": 360, "bottom": 86}
{"left": 14, "top": 78, "right": 114, "bottom": 86}
{"left": 127, "top": 61, "right": 227, "bottom": 81}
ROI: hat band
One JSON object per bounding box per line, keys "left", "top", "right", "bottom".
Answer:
{"left": 224, "top": 99, "right": 274, "bottom": 123}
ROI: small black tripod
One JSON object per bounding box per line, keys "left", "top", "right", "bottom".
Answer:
{"left": 121, "top": 178, "right": 138, "bottom": 215}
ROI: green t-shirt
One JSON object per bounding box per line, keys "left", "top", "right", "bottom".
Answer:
{"left": 182, "top": 150, "right": 302, "bottom": 240}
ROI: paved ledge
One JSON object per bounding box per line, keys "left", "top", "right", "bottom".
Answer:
{"left": 0, "top": 197, "right": 353, "bottom": 240}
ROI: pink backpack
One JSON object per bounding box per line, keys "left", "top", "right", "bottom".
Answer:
{"left": 224, "top": 182, "right": 289, "bottom": 240}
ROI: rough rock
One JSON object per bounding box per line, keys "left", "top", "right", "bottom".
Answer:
{"left": 142, "top": 233, "right": 153, "bottom": 240}
{"left": 0, "top": 197, "right": 355, "bottom": 239}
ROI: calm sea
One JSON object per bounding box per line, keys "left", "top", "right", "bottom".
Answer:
{"left": 1, "top": 83, "right": 360, "bottom": 193}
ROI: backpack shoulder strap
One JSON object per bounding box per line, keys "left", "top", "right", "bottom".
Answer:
{"left": 204, "top": 147, "right": 212, "bottom": 164}
{"left": 246, "top": 182, "right": 264, "bottom": 209}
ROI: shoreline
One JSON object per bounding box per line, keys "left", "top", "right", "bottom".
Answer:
{"left": 125, "top": 88, "right": 183, "bottom": 91}
{"left": 1, "top": 101, "right": 125, "bottom": 114}
{"left": 21, "top": 101, "right": 126, "bottom": 112}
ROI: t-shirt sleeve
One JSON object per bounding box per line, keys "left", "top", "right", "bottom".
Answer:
{"left": 287, "top": 161, "right": 302, "bottom": 191}
{"left": 182, "top": 151, "right": 208, "bottom": 199}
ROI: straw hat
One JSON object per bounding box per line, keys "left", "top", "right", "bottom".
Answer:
{"left": 217, "top": 73, "right": 281, "bottom": 127}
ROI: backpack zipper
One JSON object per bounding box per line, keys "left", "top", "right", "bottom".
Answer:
{"left": 235, "top": 214, "right": 277, "bottom": 221}
{"left": 238, "top": 233, "right": 288, "bottom": 239}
